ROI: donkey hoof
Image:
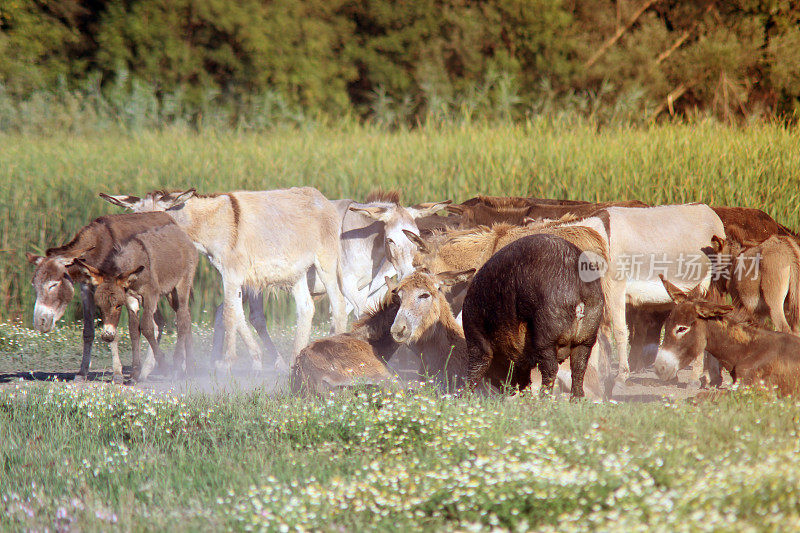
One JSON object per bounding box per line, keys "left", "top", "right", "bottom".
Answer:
{"left": 73, "top": 374, "right": 87, "bottom": 384}
{"left": 112, "top": 374, "right": 124, "bottom": 385}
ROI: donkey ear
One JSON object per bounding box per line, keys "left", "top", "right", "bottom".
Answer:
{"left": 406, "top": 200, "right": 451, "bottom": 219}
{"left": 435, "top": 269, "right": 475, "bottom": 288}
{"left": 167, "top": 189, "right": 196, "bottom": 208}
{"left": 445, "top": 204, "right": 464, "bottom": 216}
{"left": 659, "top": 275, "right": 689, "bottom": 303}
{"left": 710, "top": 235, "right": 725, "bottom": 254}
{"left": 72, "top": 258, "right": 105, "bottom": 286}
{"left": 695, "top": 301, "right": 733, "bottom": 319}
{"left": 349, "top": 204, "right": 391, "bottom": 223}
{"left": 26, "top": 252, "right": 44, "bottom": 266}
{"left": 99, "top": 193, "right": 140, "bottom": 209}
{"left": 686, "top": 281, "right": 706, "bottom": 300}
{"left": 402, "top": 229, "right": 430, "bottom": 254}
{"left": 118, "top": 265, "right": 145, "bottom": 289}
{"left": 384, "top": 275, "right": 398, "bottom": 293}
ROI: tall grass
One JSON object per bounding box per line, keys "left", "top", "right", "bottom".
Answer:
{"left": 2, "top": 119, "right": 799, "bottom": 322}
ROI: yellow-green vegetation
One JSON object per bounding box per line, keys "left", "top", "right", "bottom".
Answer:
{"left": 3, "top": 120, "right": 800, "bottom": 322}
{"left": 2, "top": 381, "right": 799, "bottom": 531}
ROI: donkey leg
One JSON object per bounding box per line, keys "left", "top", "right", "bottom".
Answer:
{"left": 109, "top": 332, "right": 124, "bottom": 385}
{"left": 610, "top": 287, "right": 631, "bottom": 383}
{"left": 763, "top": 267, "right": 792, "bottom": 333}
{"left": 174, "top": 286, "right": 193, "bottom": 377}
{"left": 139, "top": 304, "right": 166, "bottom": 380}
{"left": 536, "top": 349, "right": 559, "bottom": 397}
{"left": 245, "top": 289, "right": 280, "bottom": 363}
{"left": 291, "top": 277, "right": 316, "bottom": 365}
{"left": 211, "top": 301, "right": 226, "bottom": 362}
{"left": 127, "top": 304, "right": 142, "bottom": 381}
{"left": 315, "top": 258, "right": 348, "bottom": 335}
{"left": 569, "top": 344, "right": 592, "bottom": 400}
{"left": 77, "top": 284, "right": 95, "bottom": 381}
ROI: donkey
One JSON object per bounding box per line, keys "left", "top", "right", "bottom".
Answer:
{"left": 74, "top": 224, "right": 198, "bottom": 383}
{"left": 462, "top": 234, "right": 605, "bottom": 399}
{"left": 446, "top": 197, "right": 648, "bottom": 228}
{"left": 26, "top": 212, "right": 174, "bottom": 380}
{"left": 571, "top": 204, "right": 725, "bottom": 383}
{"left": 388, "top": 269, "right": 475, "bottom": 391}
{"left": 291, "top": 293, "right": 401, "bottom": 395}
{"left": 100, "top": 187, "right": 347, "bottom": 372}
{"left": 726, "top": 235, "right": 800, "bottom": 334}
{"left": 325, "top": 189, "right": 451, "bottom": 315}
{"left": 655, "top": 276, "right": 800, "bottom": 396}
{"left": 405, "top": 219, "right": 610, "bottom": 317}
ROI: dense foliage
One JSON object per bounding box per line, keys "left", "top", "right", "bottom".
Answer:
{"left": 1, "top": 0, "right": 799, "bottom": 130}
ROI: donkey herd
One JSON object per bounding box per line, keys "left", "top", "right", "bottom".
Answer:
{"left": 26, "top": 187, "right": 800, "bottom": 399}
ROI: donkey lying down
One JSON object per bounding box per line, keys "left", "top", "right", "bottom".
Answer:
{"left": 75, "top": 224, "right": 198, "bottom": 383}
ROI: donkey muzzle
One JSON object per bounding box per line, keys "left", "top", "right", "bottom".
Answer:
{"left": 101, "top": 324, "right": 117, "bottom": 342}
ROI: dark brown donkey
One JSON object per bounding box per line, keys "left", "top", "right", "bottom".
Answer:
{"left": 27, "top": 212, "right": 175, "bottom": 380}
{"left": 654, "top": 276, "right": 800, "bottom": 396}
{"left": 446, "top": 196, "right": 648, "bottom": 227}
{"left": 462, "top": 234, "right": 605, "bottom": 399}
{"left": 76, "top": 224, "right": 198, "bottom": 382}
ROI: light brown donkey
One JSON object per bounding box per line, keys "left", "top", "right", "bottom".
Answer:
{"left": 726, "top": 235, "right": 800, "bottom": 335}
{"left": 291, "top": 295, "right": 401, "bottom": 395}
{"left": 101, "top": 187, "right": 348, "bottom": 372}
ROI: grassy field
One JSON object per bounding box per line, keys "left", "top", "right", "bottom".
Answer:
{"left": 2, "top": 379, "right": 800, "bottom": 531}
{"left": 3, "top": 121, "right": 800, "bottom": 530}
{"left": 3, "top": 119, "right": 800, "bottom": 323}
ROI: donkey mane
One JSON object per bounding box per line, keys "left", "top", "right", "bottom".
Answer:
{"left": 365, "top": 189, "right": 401, "bottom": 205}
{"left": 352, "top": 291, "right": 400, "bottom": 343}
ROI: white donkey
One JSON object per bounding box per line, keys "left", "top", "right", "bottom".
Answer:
{"left": 568, "top": 203, "right": 725, "bottom": 383}
{"left": 331, "top": 190, "right": 451, "bottom": 315}
{"left": 101, "top": 187, "right": 347, "bottom": 372}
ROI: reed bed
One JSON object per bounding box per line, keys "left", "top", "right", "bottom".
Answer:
{"left": 3, "top": 119, "right": 799, "bottom": 323}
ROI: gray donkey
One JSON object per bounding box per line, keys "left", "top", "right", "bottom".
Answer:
{"left": 76, "top": 224, "right": 198, "bottom": 382}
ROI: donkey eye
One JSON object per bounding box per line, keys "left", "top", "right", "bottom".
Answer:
{"left": 675, "top": 325, "right": 690, "bottom": 336}
{"left": 47, "top": 281, "right": 59, "bottom": 291}
{"left": 418, "top": 293, "right": 430, "bottom": 299}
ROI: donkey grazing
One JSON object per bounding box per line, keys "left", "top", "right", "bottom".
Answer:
{"left": 291, "top": 294, "right": 401, "bottom": 395}
{"left": 462, "top": 234, "right": 605, "bottom": 399}
{"left": 655, "top": 277, "right": 800, "bottom": 395}
{"left": 75, "top": 224, "right": 198, "bottom": 383}
{"left": 101, "top": 187, "right": 347, "bottom": 372}
{"left": 26, "top": 212, "right": 174, "bottom": 379}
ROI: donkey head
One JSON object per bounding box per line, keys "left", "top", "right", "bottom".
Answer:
{"left": 100, "top": 189, "right": 196, "bottom": 213}
{"left": 388, "top": 269, "right": 474, "bottom": 344}
{"left": 654, "top": 275, "right": 732, "bottom": 381}
{"left": 27, "top": 253, "right": 77, "bottom": 332}
{"left": 348, "top": 199, "right": 450, "bottom": 279}
{"left": 74, "top": 259, "right": 144, "bottom": 342}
